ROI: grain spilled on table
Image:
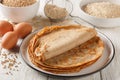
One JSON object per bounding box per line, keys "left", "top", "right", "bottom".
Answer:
{"left": 0, "top": 46, "right": 21, "bottom": 75}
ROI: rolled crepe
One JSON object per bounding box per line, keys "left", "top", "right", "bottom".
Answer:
{"left": 33, "top": 25, "right": 97, "bottom": 61}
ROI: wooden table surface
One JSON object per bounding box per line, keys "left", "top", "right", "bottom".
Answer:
{"left": 0, "top": 0, "right": 120, "bottom": 80}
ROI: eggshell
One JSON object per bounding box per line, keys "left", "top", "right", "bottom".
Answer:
{"left": 14, "top": 22, "right": 32, "bottom": 38}
{"left": 1, "top": 31, "right": 18, "bottom": 49}
{"left": 0, "top": 20, "right": 13, "bottom": 37}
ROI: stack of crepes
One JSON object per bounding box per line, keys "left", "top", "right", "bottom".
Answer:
{"left": 28, "top": 25, "right": 104, "bottom": 73}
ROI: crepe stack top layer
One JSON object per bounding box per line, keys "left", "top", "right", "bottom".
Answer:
{"left": 28, "top": 25, "right": 104, "bottom": 73}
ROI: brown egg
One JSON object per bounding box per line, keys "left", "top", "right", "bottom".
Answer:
{"left": 1, "top": 31, "right": 18, "bottom": 49}
{"left": 14, "top": 22, "right": 32, "bottom": 38}
{"left": 0, "top": 20, "right": 13, "bottom": 37}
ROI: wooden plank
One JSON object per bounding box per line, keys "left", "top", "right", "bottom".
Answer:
{"left": 19, "top": 64, "right": 48, "bottom": 80}
{"left": 67, "top": 72, "right": 101, "bottom": 80}
{"left": 47, "top": 72, "right": 101, "bottom": 80}
{"left": 48, "top": 76, "right": 65, "bottom": 80}
{"left": 98, "top": 28, "right": 120, "bottom": 80}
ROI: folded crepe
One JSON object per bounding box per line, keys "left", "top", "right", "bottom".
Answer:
{"left": 29, "top": 25, "right": 97, "bottom": 61}
{"left": 28, "top": 25, "right": 104, "bottom": 73}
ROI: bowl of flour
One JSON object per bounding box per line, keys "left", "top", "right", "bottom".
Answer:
{"left": 79, "top": 0, "right": 120, "bottom": 28}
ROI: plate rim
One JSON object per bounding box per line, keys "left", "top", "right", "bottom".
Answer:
{"left": 19, "top": 30, "right": 115, "bottom": 77}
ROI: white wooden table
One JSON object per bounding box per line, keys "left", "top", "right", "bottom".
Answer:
{"left": 0, "top": 0, "right": 120, "bottom": 80}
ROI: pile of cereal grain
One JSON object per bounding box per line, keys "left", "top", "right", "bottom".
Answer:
{"left": 83, "top": 2, "right": 120, "bottom": 18}
{"left": 0, "top": 40, "right": 21, "bottom": 75}
{"left": 2, "top": 0, "right": 36, "bottom": 7}
{"left": 44, "top": 4, "right": 68, "bottom": 20}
